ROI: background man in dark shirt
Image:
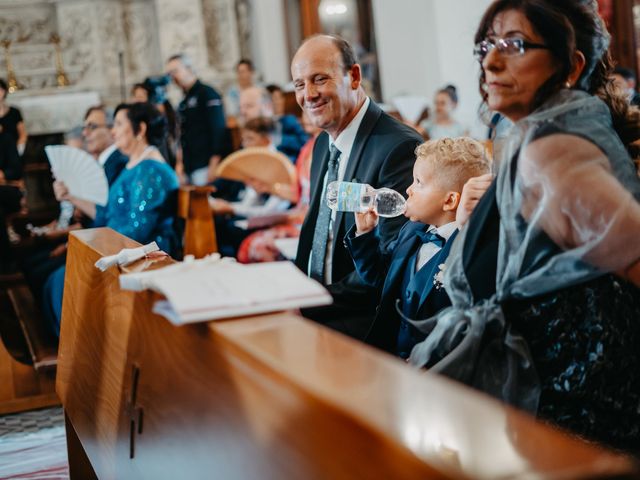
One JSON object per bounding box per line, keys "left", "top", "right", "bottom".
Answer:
{"left": 166, "top": 53, "right": 228, "bottom": 185}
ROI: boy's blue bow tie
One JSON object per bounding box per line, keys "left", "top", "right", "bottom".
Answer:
{"left": 416, "top": 229, "right": 445, "bottom": 247}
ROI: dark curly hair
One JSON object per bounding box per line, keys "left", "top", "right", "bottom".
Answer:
{"left": 115, "top": 102, "right": 168, "bottom": 158}
{"left": 475, "top": 0, "right": 640, "bottom": 157}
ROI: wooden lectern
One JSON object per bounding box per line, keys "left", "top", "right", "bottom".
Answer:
{"left": 57, "top": 228, "right": 639, "bottom": 479}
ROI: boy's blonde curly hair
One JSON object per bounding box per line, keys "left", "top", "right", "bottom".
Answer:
{"left": 414, "top": 137, "right": 492, "bottom": 192}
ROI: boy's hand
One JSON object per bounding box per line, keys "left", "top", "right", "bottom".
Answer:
{"left": 355, "top": 208, "right": 378, "bottom": 235}
{"left": 456, "top": 173, "right": 493, "bottom": 228}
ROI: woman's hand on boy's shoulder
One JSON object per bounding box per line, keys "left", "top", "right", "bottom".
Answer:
{"left": 355, "top": 208, "right": 378, "bottom": 236}
{"left": 456, "top": 173, "right": 494, "bottom": 228}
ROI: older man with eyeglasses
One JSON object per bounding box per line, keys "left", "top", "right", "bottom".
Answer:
{"left": 18, "top": 105, "right": 128, "bottom": 314}
{"left": 81, "top": 105, "right": 128, "bottom": 185}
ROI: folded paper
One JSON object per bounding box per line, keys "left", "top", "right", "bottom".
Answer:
{"left": 95, "top": 241, "right": 160, "bottom": 272}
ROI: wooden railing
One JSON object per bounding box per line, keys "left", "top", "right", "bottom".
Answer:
{"left": 57, "top": 228, "right": 639, "bottom": 480}
{"left": 177, "top": 185, "right": 217, "bottom": 258}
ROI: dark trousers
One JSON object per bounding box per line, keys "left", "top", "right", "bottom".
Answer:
{"left": 0, "top": 185, "right": 22, "bottom": 272}
{"left": 20, "top": 247, "right": 67, "bottom": 306}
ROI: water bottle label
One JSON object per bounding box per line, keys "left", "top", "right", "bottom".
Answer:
{"left": 336, "top": 182, "right": 366, "bottom": 212}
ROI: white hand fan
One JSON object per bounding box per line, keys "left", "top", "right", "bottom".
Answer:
{"left": 45, "top": 145, "right": 109, "bottom": 206}
{"left": 392, "top": 95, "right": 430, "bottom": 124}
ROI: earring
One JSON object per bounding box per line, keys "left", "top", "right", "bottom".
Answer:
{"left": 565, "top": 81, "right": 572, "bottom": 89}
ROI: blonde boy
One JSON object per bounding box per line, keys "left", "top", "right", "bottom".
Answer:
{"left": 345, "top": 137, "right": 490, "bottom": 357}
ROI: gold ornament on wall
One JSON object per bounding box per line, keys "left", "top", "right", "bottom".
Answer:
{"left": 1, "top": 39, "right": 22, "bottom": 93}
{"left": 50, "top": 34, "right": 70, "bottom": 88}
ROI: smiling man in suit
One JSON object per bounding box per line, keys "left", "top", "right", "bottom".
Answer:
{"left": 291, "top": 34, "right": 422, "bottom": 340}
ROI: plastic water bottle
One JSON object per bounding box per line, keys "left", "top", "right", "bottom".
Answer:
{"left": 325, "top": 181, "right": 406, "bottom": 218}
{"left": 57, "top": 200, "right": 74, "bottom": 229}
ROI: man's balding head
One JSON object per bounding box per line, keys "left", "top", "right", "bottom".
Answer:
{"left": 291, "top": 35, "right": 365, "bottom": 139}
{"left": 239, "top": 86, "right": 272, "bottom": 124}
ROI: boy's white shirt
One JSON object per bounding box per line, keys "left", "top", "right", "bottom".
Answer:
{"left": 415, "top": 221, "right": 457, "bottom": 272}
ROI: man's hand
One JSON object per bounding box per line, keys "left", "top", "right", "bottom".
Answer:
{"left": 247, "top": 178, "right": 271, "bottom": 195}
{"left": 50, "top": 243, "right": 68, "bottom": 258}
{"left": 355, "top": 208, "right": 378, "bottom": 235}
{"left": 53, "top": 180, "right": 70, "bottom": 201}
{"left": 208, "top": 197, "right": 234, "bottom": 215}
{"left": 456, "top": 173, "right": 493, "bottom": 228}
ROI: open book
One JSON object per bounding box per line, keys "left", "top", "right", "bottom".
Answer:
{"left": 119, "top": 257, "right": 332, "bottom": 325}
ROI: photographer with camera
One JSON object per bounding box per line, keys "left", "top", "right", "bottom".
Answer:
{"left": 166, "top": 53, "right": 228, "bottom": 185}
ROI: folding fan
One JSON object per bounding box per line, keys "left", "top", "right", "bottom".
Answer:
{"left": 392, "top": 95, "right": 430, "bottom": 124}
{"left": 215, "top": 147, "right": 298, "bottom": 201}
{"left": 45, "top": 145, "right": 109, "bottom": 206}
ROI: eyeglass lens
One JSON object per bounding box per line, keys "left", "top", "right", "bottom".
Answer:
{"left": 83, "top": 123, "right": 106, "bottom": 131}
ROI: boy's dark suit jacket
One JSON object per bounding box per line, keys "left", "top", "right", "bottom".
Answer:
{"left": 295, "top": 100, "right": 422, "bottom": 340}
{"left": 345, "top": 221, "right": 458, "bottom": 354}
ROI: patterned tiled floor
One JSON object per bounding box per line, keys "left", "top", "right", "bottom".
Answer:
{"left": 0, "top": 407, "right": 64, "bottom": 437}
{"left": 0, "top": 407, "right": 69, "bottom": 479}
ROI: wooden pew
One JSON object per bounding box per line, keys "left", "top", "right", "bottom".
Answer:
{"left": 57, "top": 228, "right": 639, "bottom": 480}
{"left": 177, "top": 185, "right": 217, "bottom": 258}
{"left": 0, "top": 283, "right": 58, "bottom": 415}
{"left": 7, "top": 284, "right": 58, "bottom": 371}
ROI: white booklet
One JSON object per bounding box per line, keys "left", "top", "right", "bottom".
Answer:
{"left": 119, "top": 257, "right": 332, "bottom": 325}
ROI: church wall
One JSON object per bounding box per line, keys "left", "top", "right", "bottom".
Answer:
{"left": 0, "top": 0, "right": 494, "bottom": 135}
{"left": 373, "top": 0, "right": 493, "bottom": 137}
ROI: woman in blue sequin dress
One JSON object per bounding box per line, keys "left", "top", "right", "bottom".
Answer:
{"left": 46, "top": 102, "right": 179, "bottom": 335}
{"left": 92, "top": 103, "right": 179, "bottom": 253}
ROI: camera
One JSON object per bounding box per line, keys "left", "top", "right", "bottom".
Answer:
{"left": 143, "top": 75, "right": 170, "bottom": 104}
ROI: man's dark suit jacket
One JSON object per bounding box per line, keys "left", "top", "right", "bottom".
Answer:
{"left": 345, "top": 221, "right": 457, "bottom": 354}
{"left": 103, "top": 148, "right": 128, "bottom": 187}
{"left": 295, "top": 100, "right": 422, "bottom": 340}
{"left": 462, "top": 179, "right": 499, "bottom": 303}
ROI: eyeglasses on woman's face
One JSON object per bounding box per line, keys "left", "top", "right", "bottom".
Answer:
{"left": 474, "top": 37, "right": 549, "bottom": 62}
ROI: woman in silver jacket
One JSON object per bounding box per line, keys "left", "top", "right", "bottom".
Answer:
{"left": 408, "top": 0, "right": 640, "bottom": 453}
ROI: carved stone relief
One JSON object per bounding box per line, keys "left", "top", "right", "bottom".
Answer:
{"left": 0, "top": 0, "right": 252, "bottom": 121}
{"left": 0, "top": 5, "right": 56, "bottom": 44}
{"left": 234, "top": 0, "right": 251, "bottom": 60}
{"left": 9, "top": 47, "right": 54, "bottom": 72}
{"left": 95, "top": 1, "right": 127, "bottom": 86}
{"left": 153, "top": 0, "right": 209, "bottom": 71}
{"left": 122, "top": 0, "right": 162, "bottom": 77}
{"left": 201, "top": 0, "right": 240, "bottom": 72}
{"left": 55, "top": 2, "right": 99, "bottom": 89}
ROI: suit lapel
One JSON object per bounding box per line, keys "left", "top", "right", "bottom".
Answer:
{"left": 417, "top": 230, "right": 459, "bottom": 307}
{"left": 342, "top": 101, "right": 382, "bottom": 184}
{"left": 308, "top": 132, "right": 330, "bottom": 216}
{"left": 462, "top": 180, "right": 497, "bottom": 271}
{"left": 332, "top": 102, "right": 383, "bottom": 255}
